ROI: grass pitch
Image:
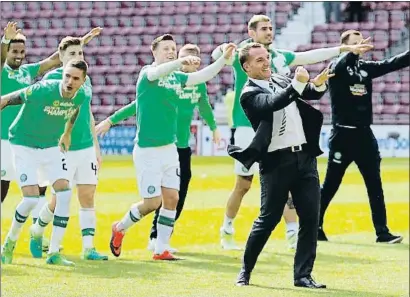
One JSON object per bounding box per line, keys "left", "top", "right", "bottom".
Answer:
{"left": 1, "top": 157, "right": 409, "bottom": 297}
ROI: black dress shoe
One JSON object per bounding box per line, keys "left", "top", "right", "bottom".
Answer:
{"left": 318, "top": 227, "right": 328, "bottom": 241}
{"left": 294, "top": 276, "right": 326, "bottom": 289}
{"left": 236, "top": 269, "right": 250, "bottom": 286}
{"left": 376, "top": 233, "right": 403, "bottom": 244}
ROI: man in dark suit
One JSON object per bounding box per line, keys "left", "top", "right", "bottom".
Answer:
{"left": 229, "top": 42, "right": 333, "bottom": 289}
{"left": 318, "top": 30, "right": 408, "bottom": 243}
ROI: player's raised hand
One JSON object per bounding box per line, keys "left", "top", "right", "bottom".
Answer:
{"left": 295, "top": 66, "right": 310, "bottom": 83}
{"left": 311, "top": 68, "right": 335, "bottom": 86}
{"left": 59, "top": 132, "right": 72, "bottom": 153}
{"left": 343, "top": 38, "right": 373, "bottom": 56}
{"left": 82, "top": 27, "right": 103, "bottom": 45}
{"left": 180, "top": 55, "right": 201, "bottom": 66}
{"left": 3, "top": 22, "right": 21, "bottom": 41}
{"left": 95, "top": 118, "right": 112, "bottom": 138}
{"left": 222, "top": 43, "right": 237, "bottom": 60}
{"left": 213, "top": 129, "right": 221, "bottom": 146}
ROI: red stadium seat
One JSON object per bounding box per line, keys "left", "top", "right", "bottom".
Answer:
{"left": 399, "top": 92, "right": 410, "bottom": 105}
{"left": 383, "top": 93, "right": 398, "bottom": 105}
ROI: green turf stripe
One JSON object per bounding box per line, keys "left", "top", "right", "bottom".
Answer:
{"left": 158, "top": 215, "right": 175, "bottom": 227}
{"left": 82, "top": 228, "right": 95, "bottom": 237}
{"left": 53, "top": 215, "right": 69, "bottom": 228}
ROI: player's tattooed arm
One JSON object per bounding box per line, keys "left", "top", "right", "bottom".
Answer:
{"left": 0, "top": 90, "right": 24, "bottom": 110}
{"left": 59, "top": 107, "right": 79, "bottom": 152}
{"left": 70, "top": 107, "right": 80, "bottom": 124}
{"left": 63, "top": 107, "right": 80, "bottom": 133}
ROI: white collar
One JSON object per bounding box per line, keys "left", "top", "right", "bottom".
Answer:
{"left": 249, "top": 77, "right": 271, "bottom": 90}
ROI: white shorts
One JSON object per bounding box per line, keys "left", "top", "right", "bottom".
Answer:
{"left": 38, "top": 146, "right": 98, "bottom": 188}
{"left": 1, "top": 140, "right": 15, "bottom": 181}
{"left": 10, "top": 144, "right": 70, "bottom": 188}
{"left": 133, "top": 143, "right": 180, "bottom": 198}
{"left": 234, "top": 126, "right": 259, "bottom": 176}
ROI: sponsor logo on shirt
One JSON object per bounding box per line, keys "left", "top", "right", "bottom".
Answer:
{"left": 7, "top": 69, "right": 32, "bottom": 85}
{"left": 157, "top": 73, "right": 184, "bottom": 93}
{"left": 177, "top": 85, "right": 201, "bottom": 103}
{"left": 349, "top": 84, "right": 367, "bottom": 96}
{"left": 43, "top": 106, "right": 77, "bottom": 120}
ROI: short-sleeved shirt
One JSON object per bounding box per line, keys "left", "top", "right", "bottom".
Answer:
{"left": 1, "top": 63, "right": 40, "bottom": 140}
{"left": 42, "top": 68, "right": 93, "bottom": 151}
{"left": 9, "top": 80, "right": 87, "bottom": 149}
{"left": 231, "top": 39, "right": 296, "bottom": 128}
{"left": 135, "top": 66, "right": 188, "bottom": 148}
{"left": 176, "top": 82, "right": 216, "bottom": 148}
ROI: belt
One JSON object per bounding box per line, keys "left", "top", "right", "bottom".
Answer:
{"left": 335, "top": 124, "right": 370, "bottom": 129}
{"left": 276, "top": 144, "right": 305, "bottom": 153}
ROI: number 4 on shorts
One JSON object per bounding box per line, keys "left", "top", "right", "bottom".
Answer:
{"left": 91, "top": 162, "right": 97, "bottom": 175}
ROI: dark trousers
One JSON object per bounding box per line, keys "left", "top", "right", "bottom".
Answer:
{"left": 319, "top": 126, "right": 389, "bottom": 236}
{"left": 242, "top": 150, "right": 320, "bottom": 280}
{"left": 150, "top": 147, "right": 192, "bottom": 239}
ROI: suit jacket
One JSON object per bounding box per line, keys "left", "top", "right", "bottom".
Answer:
{"left": 228, "top": 74, "right": 325, "bottom": 170}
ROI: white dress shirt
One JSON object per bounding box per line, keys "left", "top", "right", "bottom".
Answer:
{"left": 249, "top": 77, "right": 311, "bottom": 152}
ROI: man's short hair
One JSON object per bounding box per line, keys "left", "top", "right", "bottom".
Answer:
{"left": 151, "top": 34, "right": 175, "bottom": 51}
{"left": 340, "top": 30, "right": 361, "bottom": 44}
{"left": 238, "top": 42, "right": 264, "bottom": 71}
{"left": 248, "top": 15, "right": 271, "bottom": 31}
{"left": 8, "top": 33, "right": 26, "bottom": 51}
{"left": 59, "top": 36, "right": 82, "bottom": 52}
{"left": 179, "top": 44, "right": 200, "bottom": 56}
{"left": 66, "top": 59, "right": 88, "bottom": 78}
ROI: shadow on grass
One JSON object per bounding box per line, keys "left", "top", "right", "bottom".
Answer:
{"left": 325, "top": 240, "right": 409, "bottom": 251}
{"left": 250, "top": 284, "right": 398, "bottom": 297}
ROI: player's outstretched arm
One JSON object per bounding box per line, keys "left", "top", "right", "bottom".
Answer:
{"left": 0, "top": 89, "right": 24, "bottom": 110}
{"left": 289, "top": 41, "right": 374, "bottom": 67}
{"left": 96, "top": 101, "right": 136, "bottom": 137}
{"left": 59, "top": 107, "right": 80, "bottom": 152}
{"left": 37, "top": 28, "right": 102, "bottom": 77}
{"left": 211, "top": 43, "right": 235, "bottom": 65}
{"left": 146, "top": 56, "right": 201, "bottom": 81}
{"left": 37, "top": 51, "right": 61, "bottom": 76}
{"left": 81, "top": 27, "right": 103, "bottom": 46}
{"left": 1, "top": 21, "right": 22, "bottom": 69}
{"left": 361, "top": 50, "right": 410, "bottom": 80}
{"left": 185, "top": 43, "right": 236, "bottom": 86}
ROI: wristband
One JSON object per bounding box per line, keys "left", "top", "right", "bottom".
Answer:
{"left": 1, "top": 36, "right": 10, "bottom": 45}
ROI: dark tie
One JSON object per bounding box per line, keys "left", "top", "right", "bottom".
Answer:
{"left": 270, "top": 79, "right": 287, "bottom": 136}
{"left": 279, "top": 109, "right": 287, "bottom": 136}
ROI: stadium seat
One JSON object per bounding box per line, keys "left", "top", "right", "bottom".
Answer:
{"left": 6, "top": 1, "right": 405, "bottom": 123}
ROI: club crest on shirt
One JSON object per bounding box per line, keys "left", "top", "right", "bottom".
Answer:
{"left": 25, "top": 86, "right": 33, "bottom": 96}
